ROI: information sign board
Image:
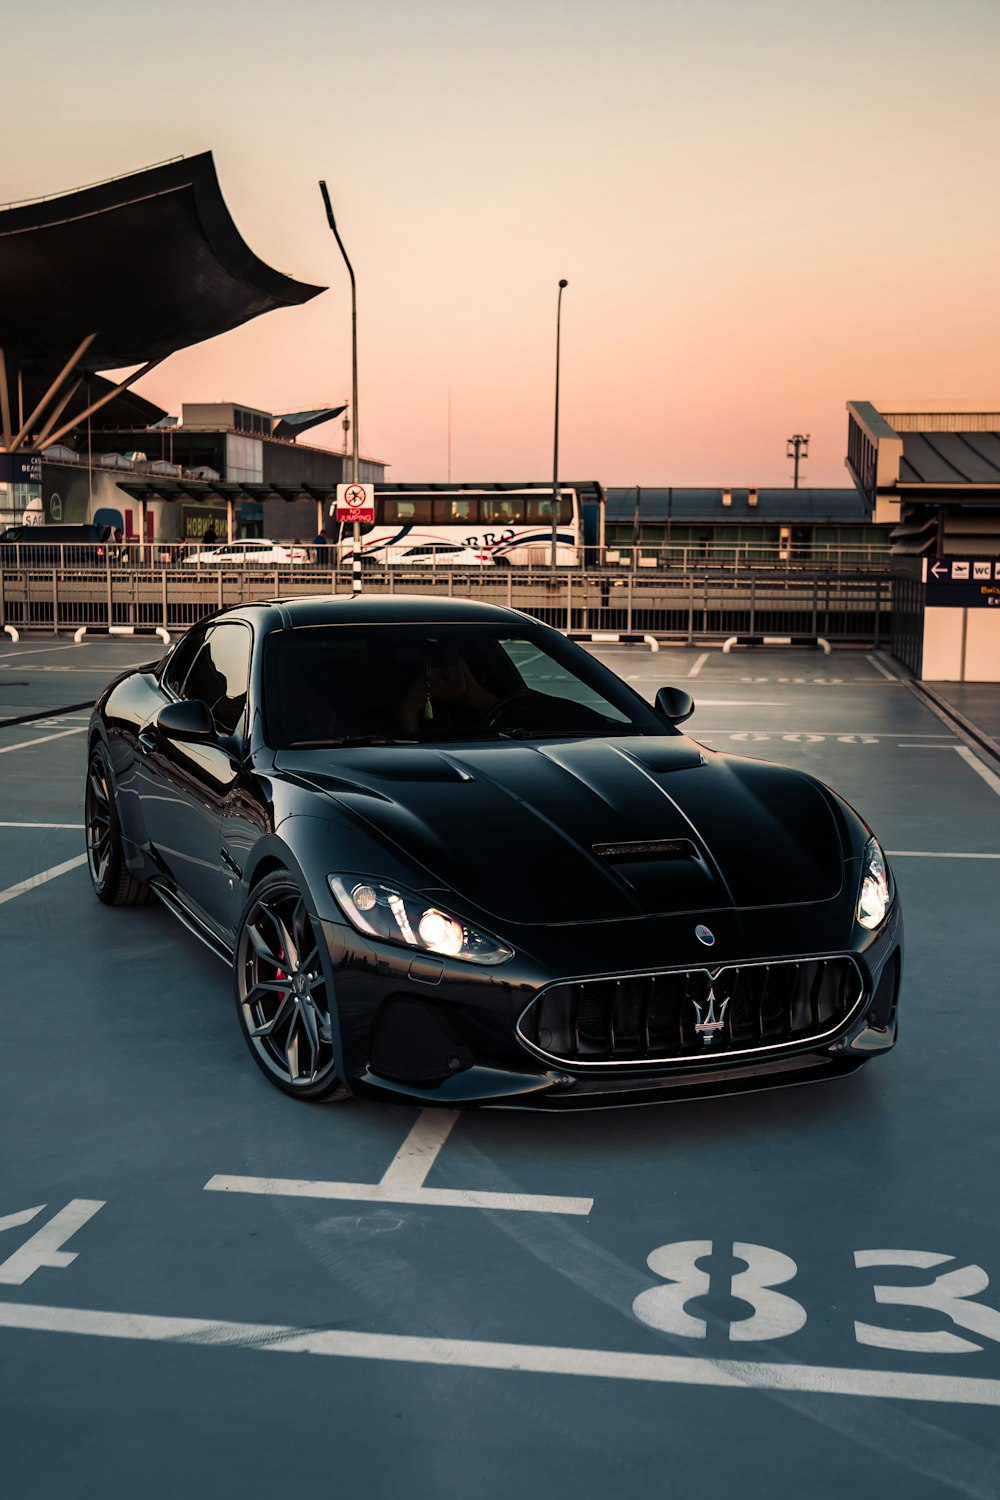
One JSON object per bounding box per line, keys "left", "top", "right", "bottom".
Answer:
{"left": 924, "top": 557, "right": 1000, "bottom": 609}
{"left": 0, "top": 453, "right": 42, "bottom": 484}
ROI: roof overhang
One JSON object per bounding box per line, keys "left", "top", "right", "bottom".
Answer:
{"left": 0, "top": 152, "right": 325, "bottom": 372}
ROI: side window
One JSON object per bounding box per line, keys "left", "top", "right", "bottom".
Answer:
{"left": 162, "top": 626, "right": 208, "bottom": 697}
{"left": 526, "top": 497, "right": 570, "bottom": 524}
{"left": 482, "top": 497, "right": 520, "bottom": 524}
{"left": 181, "top": 624, "right": 252, "bottom": 737}
{"left": 383, "top": 498, "right": 431, "bottom": 524}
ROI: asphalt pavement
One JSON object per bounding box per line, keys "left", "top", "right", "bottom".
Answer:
{"left": 2, "top": 636, "right": 1000, "bottom": 1500}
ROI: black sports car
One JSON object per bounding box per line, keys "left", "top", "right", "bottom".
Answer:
{"left": 86, "top": 596, "right": 902, "bottom": 1108}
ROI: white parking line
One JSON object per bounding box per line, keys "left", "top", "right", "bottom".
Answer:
{"left": 0, "top": 822, "right": 83, "bottom": 829}
{"left": 865, "top": 654, "right": 898, "bottom": 682}
{"left": 888, "top": 851, "right": 1000, "bottom": 860}
{"left": 378, "top": 1108, "right": 459, "bottom": 1189}
{"left": 0, "top": 727, "right": 87, "bottom": 754}
{"left": 956, "top": 746, "right": 1000, "bottom": 799}
{"left": 688, "top": 653, "right": 709, "bottom": 678}
{"left": 0, "top": 644, "right": 83, "bottom": 663}
{"left": 1, "top": 1299, "right": 998, "bottom": 1407}
{"left": 206, "top": 1108, "right": 593, "bottom": 1216}
{"left": 206, "top": 1175, "right": 594, "bottom": 1215}
{"left": 0, "top": 854, "right": 87, "bottom": 906}
{"left": 696, "top": 731, "right": 957, "bottom": 737}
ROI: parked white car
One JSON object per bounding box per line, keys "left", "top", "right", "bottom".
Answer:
{"left": 190, "top": 539, "right": 309, "bottom": 566}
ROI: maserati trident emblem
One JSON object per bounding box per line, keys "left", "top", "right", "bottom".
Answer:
{"left": 692, "top": 985, "right": 729, "bottom": 1045}
{"left": 695, "top": 924, "right": 715, "bottom": 946}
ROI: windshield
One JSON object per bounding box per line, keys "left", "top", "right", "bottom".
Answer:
{"left": 262, "top": 622, "right": 666, "bottom": 748}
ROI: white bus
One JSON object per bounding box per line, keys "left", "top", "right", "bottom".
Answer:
{"left": 335, "top": 487, "right": 582, "bottom": 567}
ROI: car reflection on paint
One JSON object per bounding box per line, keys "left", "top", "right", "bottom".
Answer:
{"left": 85, "top": 595, "right": 902, "bottom": 1109}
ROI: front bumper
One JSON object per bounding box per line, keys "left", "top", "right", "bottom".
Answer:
{"left": 318, "top": 897, "right": 903, "bottom": 1110}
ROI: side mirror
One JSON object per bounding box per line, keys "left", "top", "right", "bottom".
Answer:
{"left": 655, "top": 686, "right": 695, "bottom": 725}
{"left": 156, "top": 699, "right": 216, "bottom": 743}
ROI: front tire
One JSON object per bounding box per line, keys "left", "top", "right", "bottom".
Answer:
{"left": 234, "top": 873, "right": 347, "bottom": 1101}
{"left": 85, "top": 747, "right": 151, "bottom": 906}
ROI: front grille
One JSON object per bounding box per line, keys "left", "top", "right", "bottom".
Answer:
{"left": 517, "top": 958, "right": 863, "bottom": 1067}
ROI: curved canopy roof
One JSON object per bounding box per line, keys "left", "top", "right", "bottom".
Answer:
{"left": 272, "top": 406, "right": 347, "bottom": 441}
{"left": 0, "top": 153, "right": 325, "bottom": 372}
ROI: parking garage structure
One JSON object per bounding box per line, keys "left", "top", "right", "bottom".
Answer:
{"left": 846, "top": 401, "right": 1000, "bottom": 680}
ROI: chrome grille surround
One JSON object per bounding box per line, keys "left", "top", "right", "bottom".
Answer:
{"left": 516, "top": 955, "right": 865, "bottom": 1069}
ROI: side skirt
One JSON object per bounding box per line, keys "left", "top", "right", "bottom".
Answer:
{"left": 149, "top": 880, "right": 234, "bottom": 966}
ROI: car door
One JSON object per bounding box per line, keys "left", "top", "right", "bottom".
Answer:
{"left": 137, "top": 622, "right": 252, "bottom": 929}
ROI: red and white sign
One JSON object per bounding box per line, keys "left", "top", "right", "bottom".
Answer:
{"left": 335, "top": 482, "right": 375, "bottom": 524}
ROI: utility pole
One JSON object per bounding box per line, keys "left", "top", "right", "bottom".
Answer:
{"left": 551, "top": 279, "right": 568, "bottom": 570}
{"left": 786, "top": 432, "right": 809, "bottom": 490}
{"left": 319, "top": 182, "right": 362, "bottom": 594}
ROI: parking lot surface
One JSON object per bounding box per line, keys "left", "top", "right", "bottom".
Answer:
{"left": 2, "top": 637, "right": 1000, "bottom": 1499}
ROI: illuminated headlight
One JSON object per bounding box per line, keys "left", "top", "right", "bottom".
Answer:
{"left": 857, "top": 838, "right": 892, "bottom": 930}
{"left": 328, "top": 876, "right": 513, "bottom": 965}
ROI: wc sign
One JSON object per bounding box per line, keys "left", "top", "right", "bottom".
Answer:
{"left": 335, "top": 483, "right": 375, "bottom": 524}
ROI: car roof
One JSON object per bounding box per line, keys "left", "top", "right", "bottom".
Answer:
{"left": 3, "top": 524, "right": 105, "bottom": 539}
{"left": 220, "top": 594, "right": 527, "bottom": 629}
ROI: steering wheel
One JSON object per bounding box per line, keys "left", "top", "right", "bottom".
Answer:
{"left": 484, "top": 690, "right": 547, "bottom": 728}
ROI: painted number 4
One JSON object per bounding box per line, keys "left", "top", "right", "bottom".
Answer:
{"left": 0, "top": 1201, "right": 104, "bottom": 1285}
{"left": 633, "top": 1240, "right": 1000, "bottom": 1353}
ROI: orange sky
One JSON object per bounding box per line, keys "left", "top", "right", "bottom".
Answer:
{"left": 5, "top": 0, "right": 1000, "bottom": 485}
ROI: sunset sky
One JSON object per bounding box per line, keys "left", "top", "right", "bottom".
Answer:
{"left": 5, "top": 0, "right": 1000, "bottom": 485}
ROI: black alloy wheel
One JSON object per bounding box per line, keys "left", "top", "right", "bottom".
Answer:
{"left": 85, "top": 747, "right": 151, "bottom": 906}
{"left": 235, "top": 873, "right": 346, "bottom": 1101}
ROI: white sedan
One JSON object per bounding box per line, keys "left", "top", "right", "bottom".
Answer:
{"left": 190, "top": 539, "right": 310, "bottom": 566}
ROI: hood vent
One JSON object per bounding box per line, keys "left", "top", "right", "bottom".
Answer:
{"left": 593, "top": 838, "right": 696, "bottom": 861}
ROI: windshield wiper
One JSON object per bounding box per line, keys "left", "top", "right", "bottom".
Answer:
{"left": 285, "top": 736, "right": 420, "bottom": 749}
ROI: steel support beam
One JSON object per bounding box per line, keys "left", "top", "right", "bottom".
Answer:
{"left": 33, "top": 376, "right": 84, "bottom": 450}
{"left": 41, "top": 355, "right": 164, "bottom": 451}
{"left": 0, "top": 349, "right": 12, "bottom": 447}
{"left": 9, "top": 333, "right": 98, "bottom": 451}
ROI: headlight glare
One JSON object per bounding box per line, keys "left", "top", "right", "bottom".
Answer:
{"left": 857, "top": 838, "right": 891, "bottom": 930}
{"left": 329, "top": 875, "right": 512, "bottom": 965}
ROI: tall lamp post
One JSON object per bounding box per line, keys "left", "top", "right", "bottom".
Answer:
{"left": 551, "top": 279, "right": 568, "bottom": 569}
{"left": 786, "top": 432, "right": 809, "bottom": 490}
{"left": 319, "top": 180, "right": 362, "bottom": 594}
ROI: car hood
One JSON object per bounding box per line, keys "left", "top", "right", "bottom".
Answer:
{"left": 274, "top": 736, "right": 845, "bottom": 924}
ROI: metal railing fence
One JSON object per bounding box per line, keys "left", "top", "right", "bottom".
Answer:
{"left": 0, "top": 539, "right": 892, "bottom": 573}
{"left": 0, "top": 564, "right": 893, "bottom": 646}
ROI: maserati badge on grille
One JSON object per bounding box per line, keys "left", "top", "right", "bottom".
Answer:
{"left": 695, "top": 924, "right": 715, "bottom": 946}
{"left": 692, "top": 985, "right": 729, "bottom": 1045}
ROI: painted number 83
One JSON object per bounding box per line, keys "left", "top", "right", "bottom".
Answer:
{"left": 632, "top": 1240, "right": 1000, "bottom": 1354}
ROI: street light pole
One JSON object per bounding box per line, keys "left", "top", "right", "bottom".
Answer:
{"left": 319, "top": 180, "right": 362, "bottom": 594}
{"left": 551, "top": 279, "right": 568, "bottom": 570}
{"left": 786, "top": 432, "right": 809, "bottom": 490}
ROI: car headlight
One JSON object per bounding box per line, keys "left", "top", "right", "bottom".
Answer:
{"left": 857, "top": 838, "right": 892, "bottom": 930}
{"left": 328, "top": 875, "right": 513, "bottom": 965}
